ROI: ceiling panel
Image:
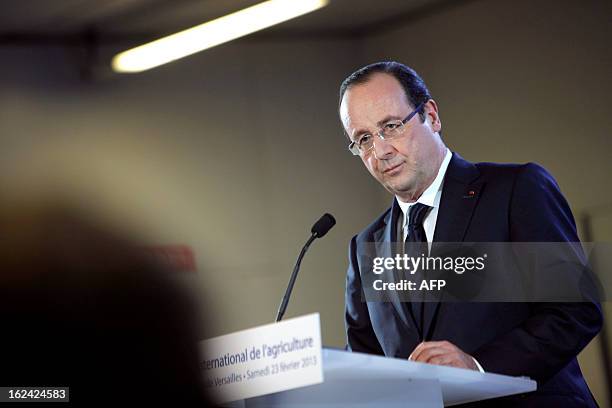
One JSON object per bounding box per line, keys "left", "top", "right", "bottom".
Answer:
{"left": 0, "top": 0, "right": 448, "bottom": 39}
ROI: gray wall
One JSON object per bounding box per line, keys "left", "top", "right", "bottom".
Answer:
{"left": 0, "top": 38, "right": 387, "bottom": 348}
{"left": 0, "top": 0, "right": 609, "bottom": 404}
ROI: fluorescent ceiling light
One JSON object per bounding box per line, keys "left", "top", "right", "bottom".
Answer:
{"left": 112, "top": 0, "right": 329, "bottom": 73}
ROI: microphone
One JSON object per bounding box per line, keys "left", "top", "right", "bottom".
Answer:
{"left": 311, "top": 213, "right": 336, "bottom": 238}
{"left": 275, "top": 213, "right": 336, "bottom": 322}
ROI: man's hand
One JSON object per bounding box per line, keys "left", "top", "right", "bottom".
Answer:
{"left": 409, "top": 341, "right": 478, "bottom": 370}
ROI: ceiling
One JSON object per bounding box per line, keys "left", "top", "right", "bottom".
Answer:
{"left": 0, "top": 0, "right": 461, "bottom": 44}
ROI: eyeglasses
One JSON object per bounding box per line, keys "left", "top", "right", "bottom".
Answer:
{"left": 347, "top": 102, "right": 425, "bottom": 156}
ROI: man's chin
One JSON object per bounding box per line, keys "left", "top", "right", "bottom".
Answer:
{"left": 384, "top": 181, "right": 416, "bottom": 201}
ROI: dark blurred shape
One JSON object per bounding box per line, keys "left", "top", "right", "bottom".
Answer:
{"left": 0, "top": 203, "right": 212, "bottom": 405}
{"left": 311, "top": 213, "right": 336, "bottom": 238}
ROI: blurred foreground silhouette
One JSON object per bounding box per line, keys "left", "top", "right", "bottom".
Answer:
{"left": 0, "top": 202, "right": 213, "bottom": 404}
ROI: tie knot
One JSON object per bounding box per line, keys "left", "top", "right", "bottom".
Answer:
{"left": 408, "top": 203, "right": 431, "bottom": 227}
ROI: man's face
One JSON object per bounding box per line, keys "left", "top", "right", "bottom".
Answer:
{"left": 340, "top": 73, "right": 444, "bottom": 202}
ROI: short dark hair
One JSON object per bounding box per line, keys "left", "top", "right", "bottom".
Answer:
{"left": 339, "top": 61, "right": 432, "bottom": 121}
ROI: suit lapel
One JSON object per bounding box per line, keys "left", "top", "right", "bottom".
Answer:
{"left": 432, "top": 157, "right": 482, "bottom": 243}
{"left": 423, "top": 153, "right": 484, "bottom": 340}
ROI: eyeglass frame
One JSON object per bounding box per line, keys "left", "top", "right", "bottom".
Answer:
{"left": 347, "top": 101, "right": 426, "bottom": 156}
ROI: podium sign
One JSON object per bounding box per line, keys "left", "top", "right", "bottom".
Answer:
{"left": 200, "top": 313, "right": 323, "bottom": 404}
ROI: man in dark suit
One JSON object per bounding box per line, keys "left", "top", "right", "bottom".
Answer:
{"left": 339, "top": 61, "right": 602, "bottom": 407}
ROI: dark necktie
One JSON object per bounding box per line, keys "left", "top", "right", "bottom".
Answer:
{"left": 405, "top": 203, "right": 431, "bottom": 340}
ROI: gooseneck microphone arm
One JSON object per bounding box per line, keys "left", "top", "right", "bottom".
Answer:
{"left": 275, "top": 213, "right": 336, "bottom": 322}
{"left": 275, "top": 233, "right": 317, "bottom": 322}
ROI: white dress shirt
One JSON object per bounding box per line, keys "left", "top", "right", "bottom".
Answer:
{"left": 396, "top": 148, "right": 485, "bottom": 373}
{"left": 397, "top": 148, "right": 452, "bottom": 248}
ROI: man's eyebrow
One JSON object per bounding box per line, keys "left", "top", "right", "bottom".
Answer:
{"left": 376, "top": 115, "right": 402, "bottom": 126}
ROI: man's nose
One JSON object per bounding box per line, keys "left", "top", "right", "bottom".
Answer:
{"left": 372, "top": 134, "right": 394, "bottom": 160}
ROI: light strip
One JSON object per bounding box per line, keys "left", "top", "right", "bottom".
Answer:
{"left": 112, "top": 0, "right": 329, "bottom": 73}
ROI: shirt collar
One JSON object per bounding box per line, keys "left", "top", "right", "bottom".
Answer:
{"left": 397, "top": 148, "right": 452, "bottom": 221}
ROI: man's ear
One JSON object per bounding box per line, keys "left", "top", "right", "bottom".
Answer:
{"left": 425, "top": 99, "right": 442, "bottom": 133}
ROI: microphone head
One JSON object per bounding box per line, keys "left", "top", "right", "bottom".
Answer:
{"left": 311, "top": 213, "right": 336, "bottom": 238}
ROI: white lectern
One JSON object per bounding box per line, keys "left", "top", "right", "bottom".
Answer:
{"left": 243, "top": 348, "right": 536, "bottom": 407}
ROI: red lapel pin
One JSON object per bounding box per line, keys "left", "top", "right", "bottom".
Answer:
{"left": 463, "top": 189, "right": 477, "bottom": 199}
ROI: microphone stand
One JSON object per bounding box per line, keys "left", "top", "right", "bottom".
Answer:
{"left": 275, "top": 232, "right": 318, "bottom": 322}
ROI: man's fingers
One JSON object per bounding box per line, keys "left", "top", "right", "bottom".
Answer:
{"left": 417, "top": 350, "right": 470, "bottom": 368}
{"left": 408, "top": 342, "right": 423, "bottom": 361}
{"left": 409, "top": 340, "right": 453, "bottom": 361}
{"left": 408, "top": 341, "right": 477, "bottom": 370}
{"left": 412, "top": 346, "right": 448, "bottom": 363}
